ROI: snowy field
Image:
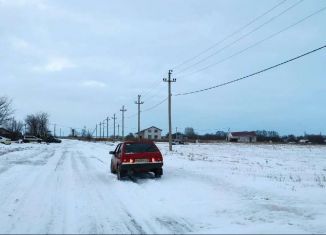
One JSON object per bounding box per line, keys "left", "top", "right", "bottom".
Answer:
{"left": 0, "top": 140, "right": 326, "bottom": 234}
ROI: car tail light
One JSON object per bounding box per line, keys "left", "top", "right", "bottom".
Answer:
{"left": 152, "top": 157, "right": 162, "bottom": 162}
{"left": 122, "top": 158, "right": 134, "bottom": 163}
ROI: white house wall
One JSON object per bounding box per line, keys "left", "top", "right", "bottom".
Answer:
{"left": 138, "top": 127, "right": 162, "bottom": 140}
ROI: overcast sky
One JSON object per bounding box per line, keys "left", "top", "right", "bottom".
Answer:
{"left": 1, "top": 0, "right": 325, "bottom": 136}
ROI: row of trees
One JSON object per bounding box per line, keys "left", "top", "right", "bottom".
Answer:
{"left": 0, "top": 96, "right": 50, "bottom": 140}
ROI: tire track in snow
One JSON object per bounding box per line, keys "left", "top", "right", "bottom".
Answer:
{"left": 0, "top": 146, "right": 32, "bottom": 156}
{"left": 0, "top": 147, "right": 57, "bottom": 208}
{"left": 75, "top": 150, "right": 159, "bottom": 234}
{"left": 54, "top": 148, "right": 69, "bottom": 171}
{"left": 156, "top": 217, "right": 192, "bottom": 234}
{"left": 0, "top": 147, "right": 60, "bottom": 233}
{"left": 74, "top": 150, "right": 133, "bottom": 234}
{"left": 0, "top": 147, "right": 55, "bottom": 175}
{"left": 68, "top": 151, "right": 107, "bottom": 234}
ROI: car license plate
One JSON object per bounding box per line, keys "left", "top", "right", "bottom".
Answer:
{"left": 135, "top": 158, "right": 149, "bottom": 163}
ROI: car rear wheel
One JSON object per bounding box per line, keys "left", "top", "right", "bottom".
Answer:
{"left": 110, "top": 160, "right": 116, "bottom": 174}
{"left": 117, "top": 165, "right": 126, "bottom": 180}
{"left": 154, "top": 168, "right": 163, "bottom": 178}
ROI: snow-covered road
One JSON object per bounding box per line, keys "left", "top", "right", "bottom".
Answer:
{"left": 0, "top": 140, "right": 325, "bottom": 234}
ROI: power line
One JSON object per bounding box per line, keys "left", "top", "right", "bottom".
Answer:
{"left": 171, "top": 0, "right": 288, "bottom": 70}
{"left": 141, "top": 80, "right": 163, "bottom": 100}
{"left": 177, "top": 5, "right": 326, "bottom": 79}
{"left": 174, "top": 44, "right": 326, "bottom": 96}
{"left": 175, "top": 0, "right": 304, "bottom": 75}
{"left": 126, "top": 112, "right": 138, "bottom": 119}
{"left": 142, "top": 97, "right": 168, "bottom": 113}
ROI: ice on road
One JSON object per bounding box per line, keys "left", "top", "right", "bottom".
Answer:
{"left": 0, "top": 140, "right": 326, "bottom": 234}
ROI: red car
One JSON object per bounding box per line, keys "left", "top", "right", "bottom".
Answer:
{"left": 110, "top": 140, "right": 163, "bottom": 180}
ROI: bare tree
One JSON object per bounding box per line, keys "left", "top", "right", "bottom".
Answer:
{"left": 0, "top": 96, "right": 13, "bottom": 126}
{"left": 25, "top": 112, "right": 49, "bottom": 138}
{"left": 38, "top": 112, "right": 49, "bottom": 137}
{"left": 25, "top": 114, "right": 39, "bottom": 136}
{"left": 5, "top": 118, "right": 24, "bottom": 140}
{"left": 184, "top": 127, "right": 196, "bottom": 139}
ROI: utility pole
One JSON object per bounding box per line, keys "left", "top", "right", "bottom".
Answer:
{"left": 102, "top": 121, "right": 105, "bottom": 139}
{"left": 54, "top": 124, "right": 56, "bottom": 137}
{"left": 176, "top": 127, "right": 178, "bottom": 140}
{"left": 106, "top": 117, "right": 109, "bottom": 139}
{"left": 95, "top": 124, "right": 97, "bottom": 139}
{"left": 163, "top": 69, "right": 176, "bottom": 151}
{"left": 99, "top": 122, "right": 102, "bottom": 139}
{"left": 112, "top": 114, "right": 116, "bottom": 141}
{"left": 120, "top": 105, "right": 127, "bottom": 140}
{"left": 135, "top": 95, "right": 144, "bottom": 139}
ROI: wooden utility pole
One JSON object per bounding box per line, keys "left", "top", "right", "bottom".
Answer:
{"left": 106, "top": 117, "right": 109, "bottom": 139}
{"left": 99, "top": 122, "right": 102, "bottom": 139}
{"left": 135, "top": 95, "right": 144, "bottom": 139}
{"left": 112, "top": 114, "right": 116, "bottom": 141}
{"left": 163, "top": 70, "right": 176, "bottom": 151}
{"left": 120, "top": 105, "right": 127, "bottom": 139}
{"left": 102, "top": 121, "right": 105, "bottom": 139}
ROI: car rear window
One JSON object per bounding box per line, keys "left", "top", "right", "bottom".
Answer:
{"left": 124, "top": 143, "right": 159, "bottom": 153}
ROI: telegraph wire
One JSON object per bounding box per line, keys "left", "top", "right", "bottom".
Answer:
{"left": 142, "top": 97, "right": 168, "bottom": 113}
{"left": 174, "top": 44, "right": 326, "bottom": 96}
{"left": 171, "top": 0, "right": 288, "bottom": 70}
{"left": 175, "top": 0, "right": 304, "bottom": 75}
{"left": 126, "top": 112, "right": 138, "bottom": 119}
{"left": 177, "top": 5, "right": 326, "bottom": 79}
{"left": 141, "top": 80, "right": 163, "bottom": 100}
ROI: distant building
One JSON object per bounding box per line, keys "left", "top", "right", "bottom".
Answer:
{"left": 299, "top": 139, "right": 309, "bottom": 144}
{"left": 136, "top": 126, "right": 162, "bottom": 140}
{"left": 0, "top": 127, "right": 12, "bottom": 139}
{"left": 227, "top": 131, "right": 257, "bottom": 143}
{"left": 174, "top": 133, "right": 187, "bottom": 143}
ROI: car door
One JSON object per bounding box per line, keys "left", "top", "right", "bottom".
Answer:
{"left": 113, "top": 144, "right": 122, "bottom": 169}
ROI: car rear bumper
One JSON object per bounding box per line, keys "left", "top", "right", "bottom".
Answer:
{"left": 120, "top": 162, "right": 163, "bottom": 172}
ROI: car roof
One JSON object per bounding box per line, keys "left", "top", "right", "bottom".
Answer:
{"left": 123, "top": 140, "right": 156, "bottom": 144}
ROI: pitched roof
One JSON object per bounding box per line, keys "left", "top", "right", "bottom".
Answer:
{"left": 230, "top": 131, "right": 256, "bottom": 137}
{"left": 136, "top": 126, "right": 162, "bottom": 134}
{"left": 0, "top": 127, "right": 11, "bottom": 134}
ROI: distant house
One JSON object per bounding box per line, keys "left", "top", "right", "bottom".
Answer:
{"left": 136, "top": 126, "right": 162, "bottom": 140}
{"left": 227, "top": 131, "right": 257, "bottom": 143}
{"left": 299, "top": 139, "right": 309, "bottom": 144}
{"left": 174, "top": 133, "right": 187, "bottom": 143}
{"left": 0, "top": 127, "right": 12, "bottom": 139}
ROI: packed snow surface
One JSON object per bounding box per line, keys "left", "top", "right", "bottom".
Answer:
{"left": 0, "top": 140, "right": 326, "bottom": 234}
